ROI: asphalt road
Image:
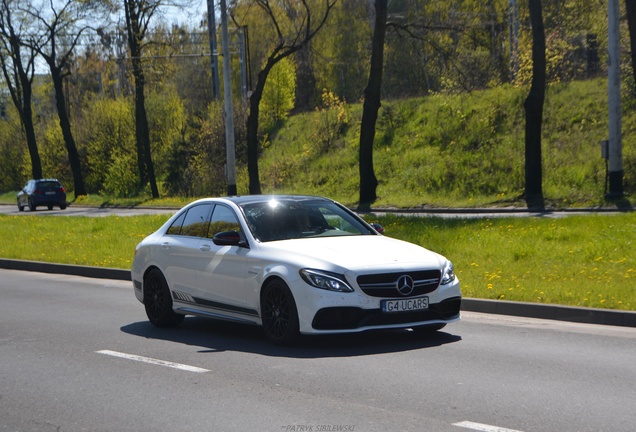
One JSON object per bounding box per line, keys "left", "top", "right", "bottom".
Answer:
{"left": 1, "top": 269, "right": 634, "bottom": 432}
{"left": 0, "top": 202, "right": 625, "bottom": 219}
{"left": 0, "top": 203, "right": 176, "bottom": 217}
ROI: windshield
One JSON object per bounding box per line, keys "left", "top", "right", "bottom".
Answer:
{"left": 241, "top": 199, "right": 375, "bottom": 242}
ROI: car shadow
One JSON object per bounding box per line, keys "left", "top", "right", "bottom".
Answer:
{"left": 120, "top": 317, "right": 462, "bottom": 359}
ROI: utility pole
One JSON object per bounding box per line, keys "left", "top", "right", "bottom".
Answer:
{"left": 206, "top": 0, "right": 220, "bottom": 100}
{"left": 239, "top": 28, "right": 247, "bottom": 99}
{"left": 607, "top": 0, "right": 623, "bottom": 198}
{"left": 220, "top": 0, "right": 237, "bottom": 195}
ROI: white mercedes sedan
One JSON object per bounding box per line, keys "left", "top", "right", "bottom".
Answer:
{"left": 131, "top": 195, "right": 461, "bottom": 344}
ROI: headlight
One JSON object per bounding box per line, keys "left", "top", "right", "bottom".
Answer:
{"left": 299, "top": 269, "right": 354, "bottom": 293}
{"left": 440, "top": 261, "right": 456, "bottom": 285}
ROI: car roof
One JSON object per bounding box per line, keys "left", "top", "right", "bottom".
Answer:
{"left": 209, "top": 195, "right": 335, "bottom": 206}
{"left": 31, "top": 178, "right": 61, "bottom": 183}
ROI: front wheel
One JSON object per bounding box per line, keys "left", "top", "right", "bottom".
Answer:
{"left": 261, "top": 279, "right": 299, "bottom": 345}
{"left": 143, "top": 269, "right": 184, "bottom": 327}
{"left": 17, "top": 200, "right": 24, "bottom": 212}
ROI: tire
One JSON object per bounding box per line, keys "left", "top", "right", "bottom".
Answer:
{"left": 143, "top": 269, "right": 184, "bottom": 327}
{"left": 17, "top": 200, "right": 24, "bottom": 212}
{"left": 28, "top": 198, "right": 36, "bottom": 211}
{"left": 261, "top": 279, "right": 300, "bottom": 345}
{"left": 47, "top": 205, "right": 53, "bottom": 210}
{"left": 60, "top": 204, "right": 67, "bottom": 210}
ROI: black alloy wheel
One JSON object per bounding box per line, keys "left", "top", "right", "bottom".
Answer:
{"left": 143, "top": 269, "right": 184, "bottom": 327}
{"left": 261, "top": 279, "right": 299, "bottom": 345}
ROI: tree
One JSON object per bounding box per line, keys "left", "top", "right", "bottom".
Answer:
{"left": 357, "top": 0, "right": 386, "bottom": 210}
{"left": 238, "top": 0, "right": 337, "bottom": 195}
{"left": 0, "top": 0, "right": 42, "bottom": 179}
{"left": 626, "top": 0, "right": 636, "bottom": 95}
{"left": 123, "top": 0, "right": 161, "bottom": 198}
{"left": 523, "top": 0, "right": 545, "bottom": 210}
{"left": 23, "top": 0, "right": 106, "bottom": 196}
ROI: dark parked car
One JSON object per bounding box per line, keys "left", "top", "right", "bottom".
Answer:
{"left": 17, "top": 179, "right": 67, "bottom": 211}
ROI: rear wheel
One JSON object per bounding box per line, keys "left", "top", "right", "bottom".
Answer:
{"left": 261, "top": 279, "right": 299, "bottom": 345}
{"left": 143, "top": 269, "right": 184, "bottom": 327}
{"left": 28, "top": 198, "right": 36, "bottom": 211}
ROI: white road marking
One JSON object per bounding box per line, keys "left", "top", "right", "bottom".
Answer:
{"left": 96, "top": 350, "right": 210, "bottom": 373}
{"left": 453, "top": 421, "right": 524, "bottom": 432}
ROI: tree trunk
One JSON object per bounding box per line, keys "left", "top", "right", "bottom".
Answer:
{"left": 22, "top": 86, "right": 42, "bottom": 179}
{"left": 293, "top": 44, "right": 316, "bottom": 112}
{"left": 358, "top": 0, "right": 386, "bottom": 211}
{"left": 132, "top": 58, "right": 159, "bottom": 198}
{"left": 125, "top": 0, "right": 159, "bottom": 199}
{"left": 246, "top": 65, "right": 272, "bottom": 195}
{"left": 50, "top": 66, "right": 86, "bottom": 196}
{"left": 626, "top": 0, "right": 636, "bottom": 96}
{"left": 523, "top": 0, "right": 545, "bottom": 210}
{"left": 1, "top": 27, "right": 42, "bottom": 179}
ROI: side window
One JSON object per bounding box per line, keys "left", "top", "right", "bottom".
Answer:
{"left": 166, "top": 212, "right": 186, "bottom": 235}
{"left": 180, "top": 204, "right": 212, "bottom": 238}
{"left": 207, "top": 205, "right": 241, "bottom": 238}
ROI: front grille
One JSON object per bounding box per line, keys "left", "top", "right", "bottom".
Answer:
{"left": 312, "top": 297, "right": 462, "bottom": 330}
{"left": 357, "top": 270, "right": 441, "bottom": 297}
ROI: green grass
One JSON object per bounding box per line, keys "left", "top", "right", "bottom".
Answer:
{"left": 368, "top": 213, "right": 636, "bottom": 311}
{"left": 1, "top": 212, "right": 634, "bottom": 311}
{"left": 256, "top": 79, "right": 636, "bottom": 208}
{"left": 0, "top": 214, "right": 171, "bottom": 269}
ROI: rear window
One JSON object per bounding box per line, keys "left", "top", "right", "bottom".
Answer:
{"left": 36, "top": 181, "right": 62, "bottom": 189}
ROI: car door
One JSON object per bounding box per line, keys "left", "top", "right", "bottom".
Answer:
{"left": 194, "top": 204, "right": 254, "bottom": 317}
{"left": 159, "top": 203, "right": 213, "bottom": 300}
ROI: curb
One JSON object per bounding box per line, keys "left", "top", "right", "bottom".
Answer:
{"left": 2, "top": 258, "right": 635, "bottom": 328}
{"left": 0, "top": 258, "right": 130, "bottom": 281}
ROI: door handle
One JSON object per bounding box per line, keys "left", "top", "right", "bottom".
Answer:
{"left": 199, "top": 244, "right": 211, "bottom": 252}
{"left": 161, "top": 242, "right": 171, "bottom": 250}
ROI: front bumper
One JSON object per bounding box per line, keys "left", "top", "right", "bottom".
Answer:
{"left": 312, "top": 297, "right": 461, "bottom": 330}
{"left": 291, "top": 275, "right": 462, "bottom": 334}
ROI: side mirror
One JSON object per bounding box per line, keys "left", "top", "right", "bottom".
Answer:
{"left": 370, "top": 223, "right": 385, "bottom": 234}
{"left": 213, "top": 230, "right": 248, "bottom": 247}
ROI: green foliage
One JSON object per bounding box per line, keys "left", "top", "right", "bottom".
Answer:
{"left": 101, "top": 150, "right": 139, "bottom": 197}
{"left": 311, "top": 0, "right": 371, "bottom": 102}
{"left": 40, "top": 123, "right": 73, "bottom": 188}
{"left": 259, "top": 57, "right": 297, "bottom": 132}
{"left": 165, "top": 101, "right": 249, "bottom": 197}
{"left": 81, "top": 97, "right": 136, "bottom": 194}
{"left": 310, "top": 89, "right": 350, "bottom": 153}
{"left": 146, "top": 86, "right": 188, "bottom": 180}
{"left": 0, "top": 107, "right": 25, "bottom": 191}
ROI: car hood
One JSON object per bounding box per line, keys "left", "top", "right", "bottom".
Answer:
{"left": 258, "top": 235, "right": 445, "bottom": 272}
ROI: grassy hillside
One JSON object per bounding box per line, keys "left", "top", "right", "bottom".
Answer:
{"left": 255, "top": 78, "right": 635, "bottom": 208}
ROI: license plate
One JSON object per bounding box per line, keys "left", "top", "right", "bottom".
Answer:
{"left": 45, "top": 191, "right": 55, "bottom": 195}
{"left": 382, "top": 296, "right": 429, "bottom": 313}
